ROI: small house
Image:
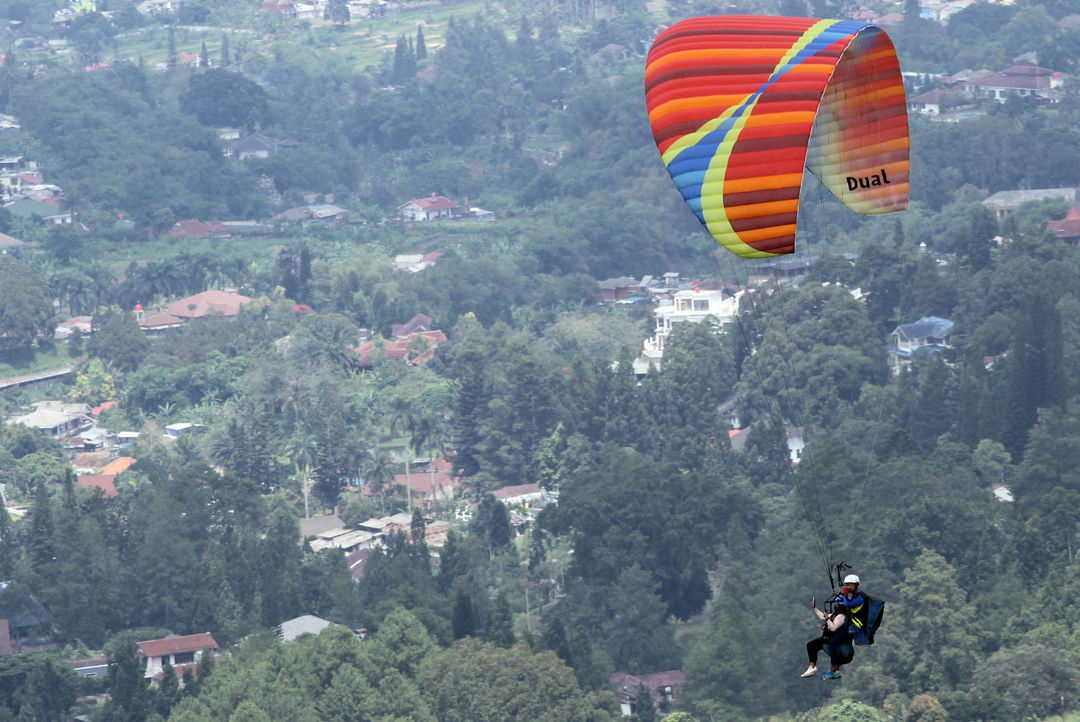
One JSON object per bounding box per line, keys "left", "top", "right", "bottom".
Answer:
{"left": 889, "top": 316, "right": 954, "bottom": 374}
{"left": 136, "top": 632, "right": 219, "bottom": 679}
{"left": 610, "top": 670, "right": 684, "bottom": 717}
{"left": 398, "top": 195, "right": 461, "bottom": 222}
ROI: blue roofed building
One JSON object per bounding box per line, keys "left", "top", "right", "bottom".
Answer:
{"left": 889, "top": 316, "right": 954, "bottom": 374}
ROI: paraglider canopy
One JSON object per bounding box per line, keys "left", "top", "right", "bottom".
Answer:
{"left": 645, "top": 15, "right": 910, "bottom": 258}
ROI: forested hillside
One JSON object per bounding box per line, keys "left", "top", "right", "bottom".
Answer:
{"left": 0, "top": 0, "right": 1078, "bottom": 720}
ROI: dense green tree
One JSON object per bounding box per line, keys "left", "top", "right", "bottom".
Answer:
{"left": 451, "top": 588, "right": 477, "bottom": 640}
{"left": 88, "top": 305, "right": 150, "bottom": 372}
{"left": 651, "top": 321, "right": 735, "bottom": 464}
{"left": 257, "top": 503, "right": 303, "bottom": 626}
{"left": 600, "top": 565, "right": 680, "bottom": 672}
{"left": 0, "top": 654, "right": 78, "bottom": 720}
{"left": 447, "top": 318, "right": 491, "bottom": 478}
{"left": 480, "top": 336, "right": 561, "bottom": 483}
{"left": 179, "top": 69, "right": 270, "bottom": 130}
{"left": 417, "top": 637, "right": 618, "bottom": 722}
{"left": 1016, "top": 402, "right": 1080, "bottom": 500}
{"left": 881, "top": 550, "right": 980, "bottom": 692}
{"left": 548, "top": 444, "right": 757, "bottom": 621}
{"left": 1003, "top": 295, "right": 1065, "bottom": 457}
{"left": 819, "top": 700, "right": 885, "bottom": 721}
{"left": 327, "top": 0, "right": 350, "bottom": 25}
{"left": 0, "top": 256, "right": 55, "bottom": 353}
{"left": 156, "top": 660, "right": 181, "bottom": 718}
{"left": 178, "top": 3, "right": 211, "bottom": 24}
{"left": 104, "top": 633, "right": 152, "bottom": 722}
{"left": 969, "top": 644, "right": 1078, "bottom": 720}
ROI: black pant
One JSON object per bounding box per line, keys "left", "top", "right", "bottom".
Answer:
{"left": 807, "top": 636, "right": 827, "bottom": 664}
{"left": 808, "top": 634, "right": 853, "bottom": 666}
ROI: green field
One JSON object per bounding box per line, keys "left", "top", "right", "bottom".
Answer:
{"left": 110, "top": 0, "right": 496, "bottom": 74}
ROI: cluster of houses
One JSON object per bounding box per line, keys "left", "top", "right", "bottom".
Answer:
{"left": 907, "top": 60, "right": 1066, "bottom": 121}
{"left": 49, "top": 290, "right": 256, "bottom": 346}
{"left": 261, "top": 0, "right": 389, "bottom": 20}
{"left": 0, "top": 154, "right": 72, "bottom": 226}
{"left": 599, "top": 267, "right": 833, "bottom": 375}
{"left": 300, "top": 479, "right": 554, "bottom": 572}
{"left": 350, "top": 313, "right": 447, "bottom": 367}
{"left": 980, "top": 184, "right": 1080, "bottom": 248}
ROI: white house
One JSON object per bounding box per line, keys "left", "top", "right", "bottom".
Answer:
{"left": 136, "top": 633, "right": 219, "bottom": 679}
{"left": 635, "top": 287, "right": 742, "bottom": 373}
{"left": 398, "top": 195, "right": 460, "bottom": 222}
{"left": 907, "top": 88, "right": 945, "bottom": 115}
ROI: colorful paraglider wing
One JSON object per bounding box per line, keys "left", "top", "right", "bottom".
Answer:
{"left": 645, "top": 16, "right": 909, "bottom": 258}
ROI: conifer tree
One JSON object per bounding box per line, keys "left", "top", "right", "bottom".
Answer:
{"left": 167, "top": 24, "right": 177, "bottom": 67}
{"left": 451, "top": 589, "right": 477, "bottom": 639}
{"left": 416, "top": 25, "right": 427, "bottom": 60}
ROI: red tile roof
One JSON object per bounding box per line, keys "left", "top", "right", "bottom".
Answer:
{"left": 352, "top": 330, "right": 447, "bottom": 367}
{"left": 99, "top": 456, "right": 137, "bottom": 475}
{"left": 139, "top": 312, "right": 185, "bottom": 330}
{"left": 910, "top": 88, "right": 946, "bottom": 104}
{"left": 391, "top": 313, "right": 434, "bottom": 339}
{"left": 1047, "top": 207, "right": 1080, "bottom": 240}
{"left": 411, "top": 196, "right": 459, "bottom": 212}
{"left": 137, "top": 632, "right": 219, "bottom": 658}
{"left": 430, "top": 456, "right": 454, "bottom": 472}
{"left": 611, "top": 670, "right": 685, "bottom": 705}
{"left": 492, "top": 483, "right": 540, "bottom": 500}
{"left": 78, "top": 474, "right": 118, "bottom": 498}
{"left": 168, "top": 220, "right": 233, "bottom": 240}
{"left": 167, "top": 290, "right": 254, "bottom": 319}
{"left": 391, "top": 471, "right": 457, "bottom": 497}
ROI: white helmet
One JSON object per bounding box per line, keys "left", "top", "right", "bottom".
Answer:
{"left": 843, "top": 574, "right": 860, "bottom": 585}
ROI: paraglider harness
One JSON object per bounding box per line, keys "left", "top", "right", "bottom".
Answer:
{"left": 823, "top": 563, "right": 885, "bottom": 648}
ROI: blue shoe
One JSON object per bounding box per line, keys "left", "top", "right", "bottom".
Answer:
{"left": 821, "top": 669, "right": 841, "bottom": 681}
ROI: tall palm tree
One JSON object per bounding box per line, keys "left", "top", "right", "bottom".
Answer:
{"left": 388, "top": 396, "right": 418, "bottom": 510}
{"left": 339, "top": 430, "right": 368, "bottom": 489}
{"left": 285, "top": 431, "right": 319, "bottom": 519}
{"left": 411, "top": 412, "right": 449, "bottom": 508}
{"left": 362, "top": 447, "right": 394, "bottom": 514}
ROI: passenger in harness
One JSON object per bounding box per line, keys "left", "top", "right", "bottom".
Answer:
{"left": 801, "top": 574, "right": 878, "bottom": 680}
{"left": 801, "top": 595, "right": 852, "bottom": 680}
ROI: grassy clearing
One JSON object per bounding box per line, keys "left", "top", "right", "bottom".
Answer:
{"left": 0, "top": 343, "right": 79, "bottom": 380}
{"left": 107, "top": 1, "right": 494, "bottom": 74}
{"left": 291, "top": 0, "right": 496, "bottom": 70}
